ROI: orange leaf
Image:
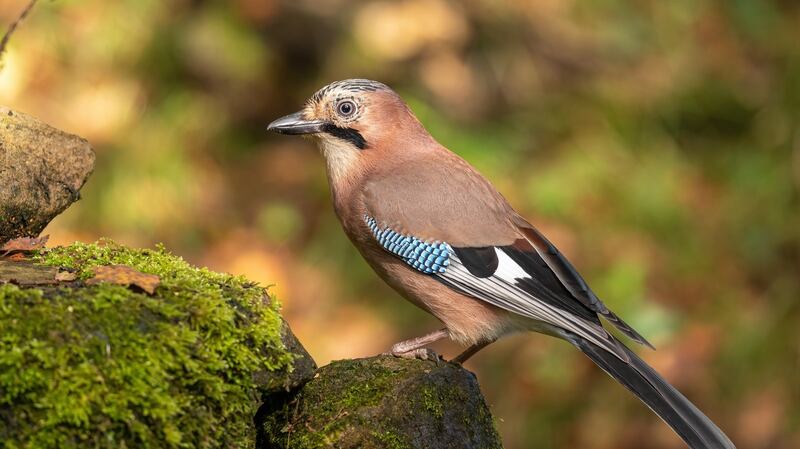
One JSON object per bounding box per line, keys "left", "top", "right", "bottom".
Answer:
{"left": 1, "top": 235, "right": 49, "bottom": 255}
{"left": 86, "top": 265, "right": 161, "bottom": 294}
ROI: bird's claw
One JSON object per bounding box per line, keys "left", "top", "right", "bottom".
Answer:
{"left": 386, "top": 348, "right": 442, "bottom": 363}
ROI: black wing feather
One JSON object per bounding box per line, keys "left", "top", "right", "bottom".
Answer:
{"left": 452, "top": 247, "right": 498, "bottom": 278}
{"left": 500, "top": 245, "right": 600, "bottom": 323}
{"left": 449, "top": 236, "right": 652, "bottom": 349}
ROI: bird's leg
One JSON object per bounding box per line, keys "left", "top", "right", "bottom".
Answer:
{"left": 451, "top": 338, "right": 496, "bottom": 364}
{"left": 386, "top": 328, "right": 449, "bottom": 361}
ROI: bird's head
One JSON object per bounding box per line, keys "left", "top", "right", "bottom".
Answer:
{"left": 267, "top": 79, "right": 430, "bottom": 182}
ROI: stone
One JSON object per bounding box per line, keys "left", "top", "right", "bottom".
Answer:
{"left": 0, "top": 107, "right": 95, "bottom": 244}
{"left": 257, "top": 355, "right": 503, "bottom": 449}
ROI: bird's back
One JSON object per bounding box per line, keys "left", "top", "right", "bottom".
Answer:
{"left": 356, "top": 144, "right": 521, "bottom": 248}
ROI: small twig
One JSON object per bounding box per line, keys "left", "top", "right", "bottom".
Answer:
{"left": 0, "top": 0, "right": 39, "bottom": 68}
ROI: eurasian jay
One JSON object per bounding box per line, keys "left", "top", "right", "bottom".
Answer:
{"left": 267, "top": 79, "right": 735, "bottom": 449}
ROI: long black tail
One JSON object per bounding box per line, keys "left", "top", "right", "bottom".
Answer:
{"left": 565, "top": 332, "right": 735, "bottom": 449}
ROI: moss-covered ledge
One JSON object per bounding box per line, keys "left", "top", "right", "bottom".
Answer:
{"left": 1, "top": 240, "right": 504, "bottom": 449}
{"left": 257, "top": 356, "right": 503, "bottom": 449}
{"left": 0, "top": 240, "right": 315, "bottom": 449}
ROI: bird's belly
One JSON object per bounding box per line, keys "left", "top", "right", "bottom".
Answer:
{"left": 361, "top": 247, "right": 522, "bottom": 344}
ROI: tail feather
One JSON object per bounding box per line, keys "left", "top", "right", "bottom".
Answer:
{"left": 601, "top": 309, "right": 656, "bottom": 350}
{"left": 565, "top": 332, "right": 735, "bottom": 449}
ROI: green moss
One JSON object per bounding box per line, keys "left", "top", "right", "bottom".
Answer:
{"left": 421, "top": 386, "right": 445, "bottom": 419}
{"left": 372, "top": 430, "right": 410, "bottom": 449}
{"left": 263, "top": 359, "right": 399, "bottom": 448}
{"left": 1, "top": 240, "right": 294, "bottom": 449}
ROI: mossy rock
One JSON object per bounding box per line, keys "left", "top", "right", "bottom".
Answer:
{"left": 257, "top": 356, "right": 503, "bottom": 449}
{"left": 0, "top": 240, "right": 315, "bottom": 449}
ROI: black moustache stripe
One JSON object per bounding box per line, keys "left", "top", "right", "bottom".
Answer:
{"left": 322, "top": 124, "right": 367, "bottom": 150}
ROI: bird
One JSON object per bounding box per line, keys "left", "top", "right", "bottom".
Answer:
{"left": 267, "top": 79, "right": 735, "bottom": 449}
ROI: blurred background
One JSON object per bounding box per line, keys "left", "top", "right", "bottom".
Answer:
{"left": 1, "top": 0, "right": 798, "bottom": 447}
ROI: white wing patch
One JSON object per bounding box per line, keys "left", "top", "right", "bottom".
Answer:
{"left": 493, "top": 248, "right": 529, "bottom": 280}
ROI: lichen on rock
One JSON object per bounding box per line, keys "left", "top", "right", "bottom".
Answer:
{"left": 0, "top": 240, "right": 315, "bottom": 449}
{"left": 257, "top": 356, "right": 503, "bottom": 449}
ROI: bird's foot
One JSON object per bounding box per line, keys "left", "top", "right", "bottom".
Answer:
{"left": 385, "top": 347, "right": 442, "bottom": 363}
{"left": 382, "top": 329, "right": 448, "bottom": 363}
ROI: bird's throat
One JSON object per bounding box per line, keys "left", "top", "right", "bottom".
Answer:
{"left": 318, "top": 136, "right": 362, "bottom": 189}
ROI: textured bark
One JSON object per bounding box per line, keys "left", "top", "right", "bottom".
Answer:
{"left": 0, "top": 107, "right": 95, "bottom": 244}
{"left": 257, "top": 355, "right": 503, "bottom": 449}
{"left": 0, "top": 259, "right": 59, "bottom": 285}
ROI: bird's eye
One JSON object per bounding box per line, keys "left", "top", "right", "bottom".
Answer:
{"left": 336, "top": 100, "right": 356, "bottom": 117}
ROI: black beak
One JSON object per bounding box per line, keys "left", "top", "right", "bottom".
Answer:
{"left": 267, "top": 111, "right": 327, "bottom": 135}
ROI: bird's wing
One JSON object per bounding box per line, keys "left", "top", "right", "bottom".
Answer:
{"left": 362, "top": 159, "right": 648, "bottom": 359}
{"left": 363, "top": 213, "right": 627, "bottom": 360}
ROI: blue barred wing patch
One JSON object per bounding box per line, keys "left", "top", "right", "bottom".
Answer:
{"left": 365, "top": 215, "right": 451, "bottom": 274}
